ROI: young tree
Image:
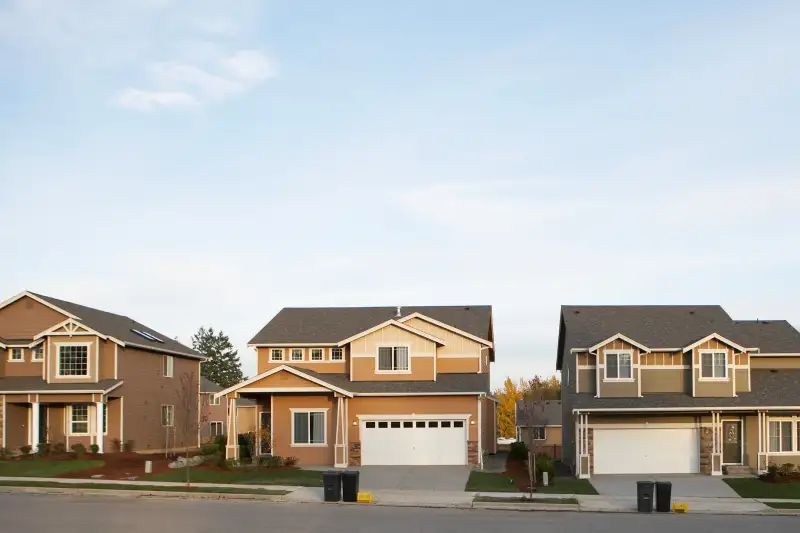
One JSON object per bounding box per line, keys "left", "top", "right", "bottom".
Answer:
{"left": 192, "top": 327, "right": 244, "bottom": 388}
{"left": 176, "top": 371, "right": 207, "bottom": 488}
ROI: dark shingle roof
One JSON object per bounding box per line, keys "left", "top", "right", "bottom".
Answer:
{"left": 516, "top": 400, "right": 562, "bottom": 427}
{"left": 200, "top": 377, "right": 223, "bottom": 393}
{"left": 280, "top": 366, "right": 490, "bottom": 394}
{"left": 0, "top": 376, "right": 122, "bottom": 393}
{"left": 31, "top": 292, "right": 199, "bottom": 358}
{"left": 249, "top": 306, "right": 492, "bottom": 345}
{"left": 732, "top": 321, "right": 800, "bottom": 353}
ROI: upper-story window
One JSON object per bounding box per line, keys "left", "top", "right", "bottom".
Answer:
{"left": 9, "top": 348, "right": 23, "bottom": 362}
{"left": 700, "top": 351, "right": 727, "bottom": 379}
{"left": 271, "top": 349, "right": 283, "bottom": 361}
{"left": 209, "top": 394, "right": 220, "bottom": 406}
{"left": 605, "top": 350, "right": 632, "bottom": 380}
{"left": 163, "top": 355, "right": 174, "bottom": 378}
{"left": 32, "top": 346, "right": 43, "bottom": 361}
{"left": 377, "top": 346, "right": 409, "bottom": 372}
{"left": 291, "top": 349, "right": 304, "bottom": 361}
{"left": 311, "top": 348, "right": 323, "bottom": 361}
{"left": 58, "top": 345, "right": 89, "bottom": 376}
{"left": 331, "top": 348, "right": 343, "bottom": 361}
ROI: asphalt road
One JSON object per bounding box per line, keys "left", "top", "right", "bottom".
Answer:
{"left": 1, "top": 493, "right": 798, "bottom": 533}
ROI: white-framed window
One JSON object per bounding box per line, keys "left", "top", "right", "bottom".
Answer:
{"left": 70, "top": 404, "right": 89, "bottom": 435}
{"left": 163, "top": 355, "right": 174, "bottom": 378}
{"left": 311, "top": 348, "right": 323, "bottom": 361}
{"left": 209, "top": 394, "right": 220, "bottom": 406}
{"left": 604, "top": 350, "right": 632, "bottom": 380}
{"left": 377, "top": 346, "right": 410, "bottom": 372}
{"left": 32, "top": 346, "right": 43, "bottom": 361}
{"left": 161, "top": 405, "right": 175, "bottom": 427}
{"left": 331, "top": 348, "right": 343, "bottom": 361}
{"left": 270, "top": 349, "right": 283, "bottom": 361}
{"left": 210, "top": 421, "right": 224, "bottom": 437}
{"left": 291, "top": 409, "right": 327, "bottom": 446}
{"left": 531, "top": 426, "right": 546, "bottom": 441}
{"left": 700, "top": 351, "right": 727, "bottom": 379}
{"left": 291, "top": 348, "right": 304, "bottom": 361}
{"left": 58, "top": 345, "right": 89, "bottom": 376}
{"left": 103, "top": 403, "right": 108, "bottom": 434}
{"left": 9, "top": 348, "right": 23, "bottom": 362}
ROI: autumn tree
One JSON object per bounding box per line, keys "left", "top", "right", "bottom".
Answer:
{"left": 495, "top": 374, "right": 562, "bottom": 439}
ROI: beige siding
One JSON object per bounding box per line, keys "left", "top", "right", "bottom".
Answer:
{"left": 641, "top": 369, "right": 688, "bottom": 393}
{"left": 240, "top": 371, "right": 322, "bottom": 390}
{"left": 237, "top": 406, "right": 257, "bottom": 433}
{"left": 0, "top": 296, "right": 67, "bottom": 339}
{"left": 403, "top": 317, "right": 483, "bottom": 358}
{"left": 2, "top": 347, "right": 44, "bottom": 378}
{"left": 692, "top": 338, "right": 736, "bottom": 398}
{"left": 751, "top": 357, "right": 800, "bottom": 369}
{"left": 437, "top": 357, "right": 480, "bottom": 373}
{"left": 351, "top": 356, "right": 435, "bottom": 381}
{"left": 597, "top": 339, "right": 640, "bottom": 398}
{"left": 256, "top": 347, "right": 348, "bottom": 375}
{"left": 271, "top": 394, "right": 337, "bottom": 466}
{"left": 520, "top": 425, "right": 562, "bottom": 448}
{"left": 349, "top": 325, "right": 436, "bottom": 357}
{"left": 348, "top": 324, "right": 436, "bottom": 381}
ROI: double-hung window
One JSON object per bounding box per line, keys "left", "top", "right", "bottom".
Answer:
{"left": 532, "top": 426, "right": 546, "bottom": 441}
{"left": 210, "top": 421, "right": 224, "bottom": 437}
{"left": 163, "top": 355, "right": 174, "bottom": 378}
{"left": 700, "top": 351, "right": 727, "bottom": 379}
{"left": 768, "top": 420, "right": 795, "bottom": 453}
{"left": 58, "top": 345, "right": 89, "bottom": 376}
{"left": 270, "top": 349, "right": 283, "bottom": 361}
{"left": 292, "top": 410, "right": 326, "bottom": 445}
{"left": 377, "top": 346, "right": 409, "bottom": 372}
{"left": 209, "top": 394, "right": 220, "bottom": 406}
{"left": 291, "top": 349, "right": 304, "bottom": 361}
{"left": 9, "top": 348, "right": 23, "bottom": 361}
{"left": 605, "top": 351, "right": 632, "bottom": 380}
{"left": 161, "top": 405, "right": 175, "bottom": 427}
{"left": 311, "top": 348, "right": 323, "bottom": 361}
{"left": 32, "top": 346, "right": 43, "bottom": 361}
{"left": 331, "top": 348, "right": 343, "bottom": 361}
{"left": 70, "top": 404, "right": 89, "bottom": 435}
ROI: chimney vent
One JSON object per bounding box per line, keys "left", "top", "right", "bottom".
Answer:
{"left": 396, "top": 306, "right": 402, "bottom": 317}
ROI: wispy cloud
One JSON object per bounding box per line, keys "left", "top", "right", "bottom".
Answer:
{"left": 112, "top": 88, "right": 198, "bottom": 111}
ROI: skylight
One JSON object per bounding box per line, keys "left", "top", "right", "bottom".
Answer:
{"left": 131, "top": 328, "right": 164, "bottom": 343}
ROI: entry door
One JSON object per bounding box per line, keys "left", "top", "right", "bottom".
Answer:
{"left": 38, "top": 405, "right": 48, "bottom": 444}
{"left": 722, "top": 421, "right": 742, "bottom": 464}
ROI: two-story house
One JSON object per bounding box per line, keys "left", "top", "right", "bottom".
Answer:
{"left": 217, "top": 306, "right": 497, "bottom": 467}
{"left": 557, "top": 305, "right": 800, "bottom": 478}
{"left": 0, "top": 291, "right": 204, "bottom": 454}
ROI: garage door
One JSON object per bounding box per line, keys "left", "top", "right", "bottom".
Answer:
{"left": 360, "top": 418, "right": 467, "bottom": 465}
{"left": 593, "top": 428, "right": 699, "bottom": 474}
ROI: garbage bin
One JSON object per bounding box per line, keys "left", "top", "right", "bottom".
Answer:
{"left": 323, "top": 471, "right": 342, "bottom": 502}
{"left": 655, "top": 481, "right": 672, "bottom": 512}
{"left": 341, "top": 470, "right": 360, "bottom": 502}
{"left": 636, "top": 481, "right": 654, "bottom": 513}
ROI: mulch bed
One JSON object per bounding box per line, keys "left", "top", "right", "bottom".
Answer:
{"left": 57, "top": 453, "right": 177, "bottom": 480}
{"left": 505, "top": 458, "right": 534, "bottom": 492}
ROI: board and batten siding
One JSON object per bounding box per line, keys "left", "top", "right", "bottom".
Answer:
{"left": 596, "top": 339, "right": 640, "bottom": 398}
{"left": 349, "top": 325, "right": 435, "bottom": 381}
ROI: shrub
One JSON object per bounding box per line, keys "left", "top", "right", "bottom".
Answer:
{"left": 0, "top": 447, "right": 12, "bottom": 460}
{"left": 202, "top": 453, "right": 227, "bottom": 468}
{"left": 19, "top": 445, "right": 32, "bottom": 456}
{"left": 534, "top": 454, "right": 556, "bottom": 484}
{"left": 508, "top": 441, "right": 528, "bottom": 461}
{"left": 89, "top": 444, "right": 100, "bottom": 455}
{"left": 36, "top": 442, "right": 52, "bottom": 457}
{"left": 284, "top": 456, "right": 299, "bottom": 467}
{"left": 779, "top": 463, "right": 796, "bottom": 476}
{"left": 52, "top": 442, "right": 67, "bottom": 455}
{"left": 225, "top": 458, "right": 241, "bottom": 469}
{"left": 123, "top": 440, "right": 134, "bottom": 452}
{"left": 260, "top": 455, "right": 283, "bottom": 468}
{"left": 213, "top": 435, "right": 227, "bottom": 448}
{"left": 200, "top": 443, "right": 220, "bottom": 456}
{"left": 111, "top": 438, "right": 122, "bottom": 453}
{"left": 71, "top": 443, "right": 86, "bottom": 457}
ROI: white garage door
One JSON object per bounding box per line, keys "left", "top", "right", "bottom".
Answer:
{"left": 593, "top": 428, "right": 699, "bottom": 474}
{"left": 360, "top": 418, "right": 467, "bottom": 465}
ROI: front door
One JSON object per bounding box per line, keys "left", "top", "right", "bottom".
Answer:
{"left": 722, "top": 420, "right": 742, "bottom": 464}
{"left": 38, "top": 405, "right": 48, "bottom": 444}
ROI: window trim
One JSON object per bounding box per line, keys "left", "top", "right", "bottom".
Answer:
{"left": 768, "top": 417, "right": 799, "bottom": 454}
{"left": 209, "top": 421, "right": 224, "bottom": 437}
{"left": 209, "top": 393, "right": 220, "bottom": 406}
{"left": 103, "top": 403, "right": 108, "bottom": 435}
{"left": 8, "top": 348, "right": 24, "bottom": 362}
{"left": 270, "top": 349, "right": 284, "bottom": 362}
{"left": 289, "top": 408, "right": 329, "bottom": 447}
{"left": 56, "top": 343, "right": 91, "bottom": 378}
{"left": 375, "top": 344, "right": 412, "bottom": 374}
{"left": 531, "top": 425, "right": 546, "bottom": 441}
{"left": 161, "top": 405, "right": 175, "bottom": 427}
{"left": 163, "top": 355, "right": 174, "bottom": 378}
{"left": 604, "top": 350, "right": 634, "bottom": 381}
{"left": 330, "top": 347, "right": 343, "bottom": 361}
{"left": 290, "top": 348, "right": 305, "bottom": 361}
{"left": 310, "top": 348, "right": 324, "bottom": 361}
{"left": 31, "top": 345, "right": 44, "bottom": 362}
{"left": 699, "top": 350, "right": 728, "bottom": 381}
{"left": 69, "top": 404, "right": 90, "bottom": 436}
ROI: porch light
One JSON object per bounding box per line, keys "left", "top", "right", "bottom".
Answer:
{"left": 470, "top": 420, "right": 475, "bottom": 425}
{"left": 353, "top": 420, "right": 357, "bottom": 425}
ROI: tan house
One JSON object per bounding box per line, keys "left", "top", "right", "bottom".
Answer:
{"left": 0, "top": 291, "right": 204, "bottom": 454}
{"left": 218, "top": 306, "right": 497, "bottom": 467}
{"left": 558, "top": 305, "right": 800, "bottom": 478}
{"left": 516, "top": 399, "right": 562, "bottom": 459}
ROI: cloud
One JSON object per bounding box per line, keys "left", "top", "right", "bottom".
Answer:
{"left": 224, "top": 50, "right": 277, "bottom": 82}
{"left": 112, "top": 88, "right": 198, "bottom": 111}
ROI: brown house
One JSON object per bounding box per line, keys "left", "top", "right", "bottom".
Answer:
{"left": 218, "top": 306, "right": 497, "bottom": 467}
{"left": 558, "top": 305, "right": 800, "bottom": 478}
{"left": 516, "top": 399, "right": 562, "bottom": 459}
{"left": 0, "top": 291, "right": 204, "bottom": 454}
{"left": 199, "top": 377, "right": 255, "bottom": 442}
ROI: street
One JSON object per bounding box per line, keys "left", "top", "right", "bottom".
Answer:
{"left": 0, "top": 493, "right": 798, "bottom": 533}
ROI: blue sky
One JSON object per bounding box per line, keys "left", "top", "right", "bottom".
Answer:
{"left": 1, "top": 1, "right": 798, "bottom": 388}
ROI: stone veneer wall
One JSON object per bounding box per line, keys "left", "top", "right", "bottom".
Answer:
{"left": 349, "top": 441, "right": 361, "bottom": 466}
{"left": 700, "top": 426, "right": 713, "bottom": 474}
{"left": 468, "top": 441, "right": 479, "bottom": 466}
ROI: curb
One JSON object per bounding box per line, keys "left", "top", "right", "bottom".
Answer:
{"left": 0, "top": 486, "right": 286, "bottom": 501}
{"left": 473, "top": 502, "right": 580, "bottom": 512}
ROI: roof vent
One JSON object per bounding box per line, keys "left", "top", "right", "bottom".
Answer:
{"left": 395, "top": 306, "right": 402, "bottom": 318}
{"left": 574, "top": 310, "right": 580, "bottom": 314}
{"left": 689, "top": 310, "right": 695, "bottom": 315}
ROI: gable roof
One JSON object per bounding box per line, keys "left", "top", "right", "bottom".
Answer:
{"left": 249, "top": 306, "right": 492, "bottom": 345}
{"left": 516, "top": 399, "right": 562, "bottom": 427}
{"left": 336, "top": 320, "right": 448, "bottom": 347}
{"left": 27, "top": 292, "right": 200, "bottom": 358}
{"left": 200, "top": 377, "right": 223, "bottom": 393}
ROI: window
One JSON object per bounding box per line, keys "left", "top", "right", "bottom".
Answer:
{"left": 454, "top": 421, "right": 464, "bottom": 428}
{"left": 209, "top": 394, "right": 220, "bottom": 406}
{"left": 161, "top": 405, "right": 175, "bottom": 427}
{"left": 291, "top": 349, "right": 304, "bottom": 361}
{"left": 270, "top": 349, "right": 283, "bottom": 361}
{"left": 70, "top": 405, "right": 89, "bottom": 435}
{"left": 131, "top": 328, "right": 164, "bottom": 343}
{"left": 163, "top": 355, "right": 174, "bottom": 378}
{"left": 605, "top": 351, "right": 632, "bottom": 380}
{"left": 366, "top": 421, "right": 376, "bottom": 429}
{"left": 701, "top": 352, "right": 727, "bottom": 379}
{"left": 403, "top": 421, "right": 413, "bottom": 428}
{"left": 103, "top": 403, "right": 108, "bottom": 434}
{"left": 416, "top": 421, "right": 425, "bottom": 428}
{"left": 768, "top": 420, "right": 794, "bottom": 452}
{"left": 292, "top": 410, "right": 326, "bottom": 445}
{"left": 331, "top": 348, "right": 343, "bottom": 361}
{"left": 428, "top": 421, "right": 438, "bottom": 428}
{"left": 210, "top": 422, "right": 224, "bottom": 437}
{"left": 378, "top": 421, "right": 388, "bottom": 428}
{"left": 311, "top": 348, "right": 323, "bottom": 361}
{"left": 377, "top": 346, "right": 409, "bottom": 372}
{"left": 532, "top": 426, "right": 546, "bottom": 441}
{"left": 9, "top": 348, "right": 23, "bottom": 361}
{"left": 441, "top": 421, "right": 452, "bottom": 428}
{"left": 391, "top": 421, "right": 401, "bottom": 428}
{"left": 58, "top": 345, "right": 88, "bottom": 376}
{"left": 32, "top": 346, "right": 43, "bottom": 361}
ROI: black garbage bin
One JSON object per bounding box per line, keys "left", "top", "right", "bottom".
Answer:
{"left": 323, "top": 471, "right": 342, "bottom": 502}
{"left": 655, "top": 481, "right": 672, "bottom": 512}
{"left": 637, "top": 481, "right": 654, "bottom": 513}
{"left": 341, "top": 470, "right": 360, "bottom": 502}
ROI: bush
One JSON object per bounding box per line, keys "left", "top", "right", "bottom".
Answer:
{"left": 203, "top": 453, "right": 227, "bottom": 468}
{"left": 508, "top": 441, "right": 528, "bottom": 461}
{"left": 225, "top": 458, "right": 241, "bottom": 469}
{"left": 779, "top": 463, "right": 796, "bottom": 476}
{"left": 19, "top": 445, "right": 32, "bottom": 456}
{"left": 111, "top": 438, "right": 122, "bottom": 453}
{"left": 534, "top": 454, "right": 556, "bottom": 484}
{"left": 284, "top": 456, "right": 299, "bottom": 467}
{"left": 200, "top": 443, "right": 220, "bottom": 455}
{"left": 52, "top": 442, "right": 66, "bottom": 455}
{"left": 259, "top": 455, "right": 283, "bottom": 468}
{"left": 238, "top": 433, "right": 253, "bottom": 460}
{"left": 123, "top": 440, "right": 134, "bottom": 452}
{"left": 213, "top": 435, "right": 227, "bottom": 448}
{"left": 89, "top": 444, "right": 100, "bottom": 455}
{"left": 0, "top": 448, "right": 12, "bottom": 460}
{"left": 71, "top": 443, "right": 86, "bottom": 457}
{"left": 36, "top": 442, "right": 52, "bottom": 457}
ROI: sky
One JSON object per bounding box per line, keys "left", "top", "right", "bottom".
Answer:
{"left": 1, "top": 1, "right": 799, "bottom": 389}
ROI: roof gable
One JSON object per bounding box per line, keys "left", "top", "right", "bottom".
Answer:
{"left": 337, "top": 320, "right": 447, "bottom": 347}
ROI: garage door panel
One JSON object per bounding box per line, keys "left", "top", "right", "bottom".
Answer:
{"left": 594, "top": 428, "right": 699, "bottom": 474}
{"left": 361, "top": 418, "right": 467, "bottom": 466}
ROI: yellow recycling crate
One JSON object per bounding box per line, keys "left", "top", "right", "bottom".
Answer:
{"left": 357, "top": 492, "right": 373, "bottom": 504}
{"left": 672, "top": 502, "right": 689, "bottom": 513}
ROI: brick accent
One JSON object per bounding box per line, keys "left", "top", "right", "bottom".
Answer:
{"left": 348, "top": 441, "right": 361, "bottom": 466}
{"left": 468, "top": 440, "right": 479, "bottom": 466}
{"left": 587, "top": 428, "right": 594, "bottom": 474}
{"left": 700, "top": 426, "right": 713, "bottom": 474}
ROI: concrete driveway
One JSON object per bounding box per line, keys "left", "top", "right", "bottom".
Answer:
{"left": 351, "top": 466, "right": 471, "bottom": 491}
{"left": 590, "top": 475, "right": 740, "bottom": 498}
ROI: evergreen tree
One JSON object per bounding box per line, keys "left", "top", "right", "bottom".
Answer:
{"left": 192, "top": 327, "right": 244, "bottom": 388}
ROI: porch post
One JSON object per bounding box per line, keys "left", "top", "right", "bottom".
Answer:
{"left": 30, "top": 402, "right": 40, "bottom": 452}
{"left": 95, "top": 402, "right": 104, "bottom": 454}
{"left": 225, "top": 397, "right": 239, "bottom": 460}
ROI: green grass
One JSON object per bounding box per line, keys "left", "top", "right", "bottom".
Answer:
{"left": 534, "top": 478, "right": 597, "bottom": 495}
{"left": 474, "top": 496, "right": 578, "bottom": 504}
{"left": 465, "top": 471, "right": 518, "bottom": 492}
{"left": 765, "top": 501, "right": 800, "bottom": 510}
{"left": 724, "top": 478, "right": 800, "bottom": 499}
{"left": 144, "top": 467, "right": 324, "bottom": 487}
{"left": 0, "top": 460, "right": 104, "bottom": 478}
{"left": 0, "top": 480, "right": 286, "bottom": 495}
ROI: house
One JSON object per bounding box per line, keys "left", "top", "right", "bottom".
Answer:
{"left": 217, "top": 306, "right": 497, "bottom": 467}
{"left": 515, "top": 399, "right": 562, "bottom": 459}
{"left": 0, "top": 291, "right": 204, "bottom": 454}
{"left": 200, "top": 376, "right": 256, "bottom": 442}
{"left": 557, "top": 305, "right": 800, "bottom": 478}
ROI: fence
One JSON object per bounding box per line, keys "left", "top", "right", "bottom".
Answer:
{"left": 529, "top": 444, "right": 563, "bottom": 460}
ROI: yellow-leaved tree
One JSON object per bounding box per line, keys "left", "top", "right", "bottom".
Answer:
{"left": 495, "top": 377, "right": 525, "bottom": 438}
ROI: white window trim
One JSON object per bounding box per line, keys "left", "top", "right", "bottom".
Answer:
{"left": 56, "top": 343, "right": 92, "bottom": 378}
{"left": 375, "top": 344, "right": 412, "bottom": 374}
{"left": 330, "top": 348, "right": 344, "bottom": 361}
{"left": 270, "top": 348, "right": 284, "bottom": 362}
{"left": 68, "top": 404, "right": 90, "bottom": 436}
{"left": 163, "top": 355, "right": 174, "bottom": 378}
{"left": 210, "top": 421, "right": 224, "bottom": 436}
{"left": 8, "top": 348, "right": 24, "bottom": 362}
{"left": 310, "top": 348, "right": 324, "bottom": 361}
{"left": 161, "top": 404, "right": 175, "bottom": 427}
{"left": 767, "top": 417, "right": 799, "bottom": 454}
{"left": 603, "top": 350, "right": 634, "bottom": 381}
{"left": 32, "top": 346, "right": 43, "bottom": 362}
{"left": 209, "top": 394, "right": 220, "bottom": 406}
{"left": 532, "top": 426, "right": 546, "bottom": 441}
{"left": 290, "top": 348, "right": 304, "bottom": 362}
{"left": 103, "top": 403, "right": 108, "bottom": 435}
{"left": 699, "top": 350, "right": 729, "bottom": 381}
{"left": 290, "top": 408, "right": 328, "bottom": 447}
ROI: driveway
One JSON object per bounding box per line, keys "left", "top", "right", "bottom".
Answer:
{"left": 351, "top": 466, "right": 471, "bottom": 491}
{"left": 590, "top": 474, "right": 740, "bottom": 498}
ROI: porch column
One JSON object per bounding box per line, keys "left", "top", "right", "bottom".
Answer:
{"left": 95, "top": 402, "right": 104, "bottom": 454}
{"left": 30, "top": 402, "right": 40, "bottom": 452}
{"left": 225, "top": 398, "right": 238, "bottom": 460}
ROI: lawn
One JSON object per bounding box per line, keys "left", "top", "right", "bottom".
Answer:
{"left": 144, "top": 467, "right": 324, "bottom": 487}
{"left": 765, "top": 501, "right": 800, "bottom": 510}
{"left": 474, "top": 495, "right": 578, "bottom": 504}
{"left": 724, "top": 478, "right": 800, "bottom": 499}
{"left": 0, "top": 480, "right": 286, "bottom": 495}
{"left": 0, "top": 460, "right": 104, "bottom": 478}
{"left": 535, "top": 477, "right": 597, "bottom": 495}
{"left": 465, "top": 471, "right": 597, "bottom": 495}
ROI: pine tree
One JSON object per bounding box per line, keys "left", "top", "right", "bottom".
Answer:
{"left": 192, "top": 327, "right": 244, "bottom": 388}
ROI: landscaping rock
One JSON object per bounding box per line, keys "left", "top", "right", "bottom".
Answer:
{"left": 168, "top": 456, "right": 204, "bottom": 469}
{"left": 91, "top": 474, "right": 105, "bottom": 479}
